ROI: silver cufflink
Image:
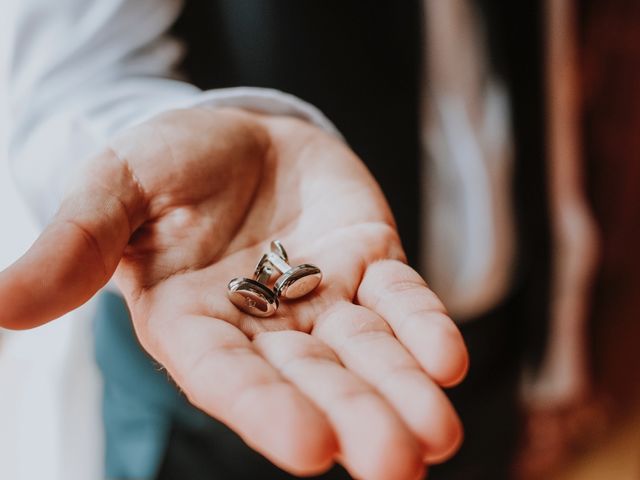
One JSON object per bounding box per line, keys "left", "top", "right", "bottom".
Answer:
{"left": 227, "top": 260, "right": 279, "bottom": 318}
{"left": 227, "top": 240, "right": 322, "bottom": 317}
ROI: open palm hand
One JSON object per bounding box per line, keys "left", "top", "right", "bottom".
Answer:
{"left": 0, "top": 108, "right": 468, "bottom": 480}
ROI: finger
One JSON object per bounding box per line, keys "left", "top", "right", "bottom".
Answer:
{"left": 253, "top": 330, "right": 426, "bottom": 480}
{"left": 357, "top": 260, "right": 469, "bottom": 388}
{"left": 0, "top": 150, "right": 146, "bottom": 329}
{"left": 313, "top": 302, "right": 463, "bottom": 462}
{"left": 141, "top": 313, "right": 337, "bottom": 477}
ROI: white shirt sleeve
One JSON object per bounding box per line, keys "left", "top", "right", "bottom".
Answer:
{"left": 5, "top": 0, "right": 340, "bottom": 226}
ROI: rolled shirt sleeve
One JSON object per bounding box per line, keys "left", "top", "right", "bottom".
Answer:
{"left": 5, "top": 0, "right": 339, "bottom": 226}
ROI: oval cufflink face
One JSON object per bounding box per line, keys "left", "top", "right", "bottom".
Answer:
{"left": 228, "top": 278, "right": 279, "bottom": 317}
{"left": 274, "top": 264, "right": 322, "bottom": 300}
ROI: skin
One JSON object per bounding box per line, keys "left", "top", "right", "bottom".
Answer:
{"left": 0, "top": 108, "right": 468, "bottom": 480}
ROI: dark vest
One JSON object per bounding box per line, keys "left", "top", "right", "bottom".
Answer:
{"left": 173, "top": 0, "right": 424, "bottom": 266}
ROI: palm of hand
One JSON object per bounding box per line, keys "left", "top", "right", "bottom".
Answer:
{"left": 0, "top": 108, "right": 467, "bottom": 480}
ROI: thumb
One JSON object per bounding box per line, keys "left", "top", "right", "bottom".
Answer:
{"left": 0, "top": 149, "right": 147, "bottom": 329}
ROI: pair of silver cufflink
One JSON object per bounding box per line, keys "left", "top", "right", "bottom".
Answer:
{"left": 227, "top": 240, "right": 322, "bottom": 317}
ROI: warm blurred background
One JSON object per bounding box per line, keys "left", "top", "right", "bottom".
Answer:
{"left": 1, "top": 0, "right": 640, "bottom": 479}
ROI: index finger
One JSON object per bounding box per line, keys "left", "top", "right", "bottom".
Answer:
{"left": 356, "top": 260, "right": 469, "bottom": 388}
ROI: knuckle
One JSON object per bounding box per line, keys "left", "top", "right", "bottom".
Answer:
{"left": 421, "top": 311, "right": 459, "bottom": 337}
{"left": 385, "top": 278, "right": 428, "bottom": 295}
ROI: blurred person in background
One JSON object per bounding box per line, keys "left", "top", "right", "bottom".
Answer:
{"left": 0, "top": 1, "right": 607, "bottom": 479}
